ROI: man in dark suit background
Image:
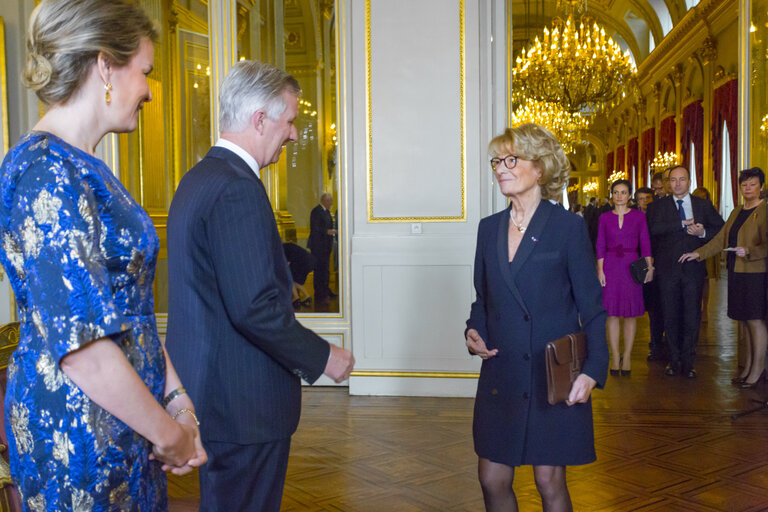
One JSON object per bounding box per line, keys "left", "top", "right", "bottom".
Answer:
{"left": 647, "top": 166, "right": 724, "bottom": 378}
{"left": 308, "top": 192, "right": 336, "bottom": 302}
{"left": 166, "top": 61, "right": 355, "bottom": 512}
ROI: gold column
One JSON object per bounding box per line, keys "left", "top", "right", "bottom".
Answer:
{"left": 208, "top": 0, "right": 238, "bottom": 142}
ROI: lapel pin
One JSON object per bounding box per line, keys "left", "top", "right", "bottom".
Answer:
{"left": 531, "top": 236, "right": 539, "bottom": 242}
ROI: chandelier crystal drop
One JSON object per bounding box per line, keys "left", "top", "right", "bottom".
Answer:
{"left": 510, "top": 99, "right": 591, "bottom": 153}
{"left": 512, "top": 0, "right": 637, "bottom": 114}
{"left": 650, "top": 151, "right": 679, "bottom": 173}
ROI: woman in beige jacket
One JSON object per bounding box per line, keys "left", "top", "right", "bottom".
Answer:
{"left": 680, "top": 167, "right": 767, "bottom": 388}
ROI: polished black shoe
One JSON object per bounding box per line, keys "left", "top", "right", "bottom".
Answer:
{"left": 664, "top": 363, "right": 679, "bottom": 376}
{"left": 685, "top": 369, "right": 697, "bottom": 379}
{"left": 328, "top": 291, "right": 338, "bottom": 298}
{"left": 647, "top": 352, "right": 663, "bottom": 362}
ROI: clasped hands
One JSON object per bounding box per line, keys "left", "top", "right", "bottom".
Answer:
{"left": 682, "top": 218, "right": 705, "bottom": 237}
{"left": 465, "top": 329, "right": 597, "bottom": 407}
{"left": 150, "top": 411, "right": 208, "bottom": 476}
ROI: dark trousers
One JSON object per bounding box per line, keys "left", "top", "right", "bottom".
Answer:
{"left": 657, "top": 270, "right": 705, "bottom": 370}
{"left": 199, "top": 437, "right": 292, "bottom": 512}
{"left": 643, "top": 279, "right": 665, "bottom": 355}
{"left": 312, "top": 249, "right": 331, "bottom": 299}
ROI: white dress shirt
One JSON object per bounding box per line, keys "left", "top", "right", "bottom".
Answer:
{"left": 674, "top": 193, "right": 705, "bottom": 237}
{"left": 215, "top": 138, "right": 261, "bottom": 180}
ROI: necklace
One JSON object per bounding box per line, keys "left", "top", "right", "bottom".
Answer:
{"left": 510, "top": 213, "right": 527, "bottom": 233}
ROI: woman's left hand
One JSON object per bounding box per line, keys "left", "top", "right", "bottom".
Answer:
{"left": 643, "top": 267, "right": 654, "bottom": 284}
{"left": 566, "top": 373, "right": 597, "bottom": 406}
{"left": 735, "top": 246, "right": 747, "bottom": 257}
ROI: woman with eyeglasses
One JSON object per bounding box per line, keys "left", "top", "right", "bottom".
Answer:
{"left": 465, "top": 124, "right": 608, "bottom": 511}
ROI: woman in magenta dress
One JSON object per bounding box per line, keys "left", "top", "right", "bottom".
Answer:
{"left": 597, "top": 179, "right": 653, "bottom": 376}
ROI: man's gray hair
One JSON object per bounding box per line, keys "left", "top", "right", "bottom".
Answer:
{"left": 219, "top": 60, "right": 301, "bottom": 132}
{"left": 320, "top": 192, "right": 332, "bottom": 202}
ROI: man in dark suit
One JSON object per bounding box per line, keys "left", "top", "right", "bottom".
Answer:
{"left": 646, "top": 166, "right": 724, "bottom": 378}
{"left": 307, "top": 192, "right": 336, "bottom": 301}
{"left": 165, "top": 61, "right": 355, "bottom": 512}
{"left": 642, "top": 185, "right": 667, "bottom": 362}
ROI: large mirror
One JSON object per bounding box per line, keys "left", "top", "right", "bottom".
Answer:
{"left": 117, "top": 0, "right": 210, "bottom": 315}
{"left": 238, "top": 0, "right": 341, "bottom": 314}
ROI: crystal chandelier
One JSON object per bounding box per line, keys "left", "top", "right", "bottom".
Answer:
{"left": 650, "top": 152, "right": 679, "bottom": 173}
{"left": 512, "top": 0, "right": 637, "bottom": 114}
{"left": 608, "top": 170, "right": 627, "bottom": 183}
{"left": 510, "top": 99, "right": 591, "bottom": 152}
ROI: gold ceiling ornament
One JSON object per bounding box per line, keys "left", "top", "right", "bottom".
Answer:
{"left": 650, "top": 151, "right": 679, "bottom": 173}
{"left": 510, "top": 98, "right": 591, "bottom": 153}
{"left": 608, "top": 170, "right": 627, "bottom": 183}
{"left": 512, "top": 0, "right": 637, "bottom": 114}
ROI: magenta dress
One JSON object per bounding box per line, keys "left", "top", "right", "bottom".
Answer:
{"left": 596, "top": 209, "right": 652, "bottom": 317}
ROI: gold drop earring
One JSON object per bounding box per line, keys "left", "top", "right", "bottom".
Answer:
{"left": 105, "top": 82, "right": 113, "bottom": 105}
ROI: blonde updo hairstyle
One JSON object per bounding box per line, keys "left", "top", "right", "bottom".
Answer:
{"left": 23, "top": 0, "right": 158, "bottom": 105}
{"left": 488, "top": 123, "right": 571, "bottom": 201}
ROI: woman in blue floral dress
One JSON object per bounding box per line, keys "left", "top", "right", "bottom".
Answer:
{"left": 0, "top": 1, "right": 206, "bottom": 510}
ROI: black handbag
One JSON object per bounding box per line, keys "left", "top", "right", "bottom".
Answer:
{"left": 629, "top": 257, "right": 648, "bottom": 284}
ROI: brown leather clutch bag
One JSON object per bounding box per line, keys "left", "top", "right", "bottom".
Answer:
{"left": 545, "top": 332, "right": 587, "bottom": 405}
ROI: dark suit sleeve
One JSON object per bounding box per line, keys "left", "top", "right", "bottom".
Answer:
{"left": 647, "top": 200, "right": 683, "bottom": 236}
{"left": 698, "top": 198, "right": 724, "bottom": 243}
{"left": 466, "top": 219, "right": 490, "bottom": 343}
{"left": 208, "top": 179, "right": 330, "bottom": 383}
{"left": 566, "top": 217, "right": 608, "bottom": 388}
{"left": 308, "top": 206, "right": 325, "bottom": 245}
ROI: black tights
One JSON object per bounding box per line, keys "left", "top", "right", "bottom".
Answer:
{"left": 478, "top": 458, "right": 572, "bottom": 512}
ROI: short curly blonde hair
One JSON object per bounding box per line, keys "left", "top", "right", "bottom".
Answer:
{"left": 488, "top": 123, "right": 570, "bottom": 201}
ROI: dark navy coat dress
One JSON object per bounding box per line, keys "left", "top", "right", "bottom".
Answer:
{"left": 466, "top": 200, "right": 608, "bottom": 467}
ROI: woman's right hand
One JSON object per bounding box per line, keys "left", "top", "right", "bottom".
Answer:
{"left": 466, "top": 329, "right": 498, "bottom": 359}
{"left": 678, "top": 252, "right": 699, "bottom": 263}
{"left": 152, "top": 421, "right": 198, "bottom": 469}
{"left": 598, "top": 269, "right": 606, "bottom": 287}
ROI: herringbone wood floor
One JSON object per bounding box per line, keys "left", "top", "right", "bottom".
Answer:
{"left": 169, "top": 277, "right": 768, "bottom": 511}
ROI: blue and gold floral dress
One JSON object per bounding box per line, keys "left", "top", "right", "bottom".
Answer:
{"left": 0, "top": 132, "right": 167, "bottom": 510}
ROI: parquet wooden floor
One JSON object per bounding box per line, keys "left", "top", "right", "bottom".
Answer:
{"left": 168, "top": 277, "right": 768, "bottom": 511}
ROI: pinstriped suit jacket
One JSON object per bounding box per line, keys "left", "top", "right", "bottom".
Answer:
{"left": 165, "top": 146, "right": 330, "bottom": 444}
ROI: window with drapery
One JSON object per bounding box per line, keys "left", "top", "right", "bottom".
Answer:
{"left": 712, "top": 79, "right": 738, "bottom": 213}
{"left": 681, "top": 100, "right": 704, "bottom": 188}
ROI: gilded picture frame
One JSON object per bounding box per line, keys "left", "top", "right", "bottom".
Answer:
{"left": 0, "top": 17, "right": 9, "bottom": 155}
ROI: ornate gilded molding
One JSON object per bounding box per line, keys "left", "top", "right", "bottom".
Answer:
{"left": 698, "top": 36, "right": 718, "bottom": 64}
{"left": 638, "top": 0, "right": 729, "bottom": 78}
{"left": 671, "top": 64, "right": 684, "bottom": 86}
{"left": 365, "top": 0, "right": 466, "bottom": 223}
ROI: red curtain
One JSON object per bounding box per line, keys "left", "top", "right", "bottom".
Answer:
{"left": 659, "top": 115, "right": 676, "bottom": 154}
{"left": 681, "top": 100, "right": 704, "bottom": 189}
{"left": 606, "top": 152, "right": 614, "bottom": 177}
{"left": 712, "top": 79, "right": 738, "bottom": 204}
{"left": 641, "top": 127, "right": 655, "bottom": 186}
{"left": 628, "top": 137, "right": 639, "bottom": 188}
{"left": 616, "top": 146, "right": 625, "bottom": 172}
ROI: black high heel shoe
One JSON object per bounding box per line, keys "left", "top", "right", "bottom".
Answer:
{"left": 738, "top": 370, "right": 766, "bottom": 389}
{"left": 610, "top": 356, "right": 622, "bottom": 377}
{"left": 731, "top": 375, "right": 747, "bottom": 385}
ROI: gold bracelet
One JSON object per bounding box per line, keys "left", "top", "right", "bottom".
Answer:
{"left": 162, "top": 387, "right": 187, "bottom": 409}
{"left": 172, "top": 408, "right": 200, "bottom": 426}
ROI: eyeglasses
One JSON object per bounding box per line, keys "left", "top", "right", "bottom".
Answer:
{"left": 490, "top": 154, "right": 519, "bottom": 171}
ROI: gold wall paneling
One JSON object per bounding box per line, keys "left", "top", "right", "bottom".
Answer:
{"left": 365, "top": 0, "right": 466, "bottom": 223}
{"left": 0, "top": 17, "right": 7, "bottom": 154}
{"left": 749, "top": 0, "right": 768, "bottom": 169}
